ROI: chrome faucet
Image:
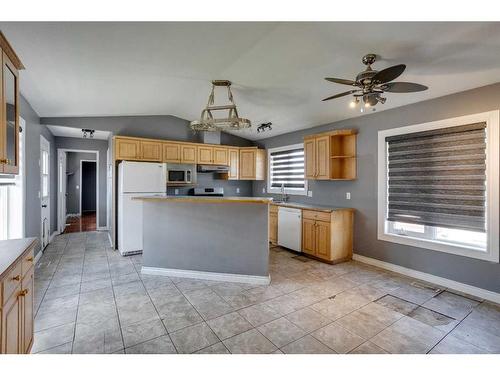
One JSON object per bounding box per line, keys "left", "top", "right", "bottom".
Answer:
{"left": 280, "top": 183, "right": 289, "bottom": 202}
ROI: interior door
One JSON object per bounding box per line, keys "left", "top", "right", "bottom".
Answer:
{"left": 58, "top": 151, "right": 67, "bottom": 233}
{"left": 40, "top": 136, "right": 50, "bottom": 249}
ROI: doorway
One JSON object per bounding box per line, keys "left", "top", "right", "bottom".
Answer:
{"left": 57, "top": 149, "right": 99, "bottom": 234}
{"left": 40, "top": 135, "right": 50, "bottom": 249}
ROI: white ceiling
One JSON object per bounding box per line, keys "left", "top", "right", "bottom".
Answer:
{"left": 47, "top": 125, "right": 111, "bottom": 140}
{"left": 2, "top": 22, "right": 500, "bottom": 140}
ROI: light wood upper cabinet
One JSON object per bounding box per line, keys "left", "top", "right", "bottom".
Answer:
{"left": 163, "top": 142, "right": 181, "bottom": 163}
{"left": 213, "top": 147, "right": 229, "bottom": 166}
{"left": 304, "top": 129, "right": 357, "bottom": 181}
{"left": 197, "top": 145, "right": 214, "bottom": 164}
{"left": 0, "top": 32, "right": 23, "bottom": 175}
{"left": 315, "top": 135, "right": 330, "bottom": 180}
{"left": 228, "top": 148, "right": 239, "bottom": 180}
{"left": 239, "top": 148, "right": 265, "bottom": 180}
{"left": 141, "top": 140, "right": 162, "bottom": 161}
{"left": 180, "top": 144, "right": 197, "bottom": 163}
{"left": 115, "top": 138, "right": 141, "bottom": 160}
{"left": 304, "top": 138, "right": 316, "bottom": 179}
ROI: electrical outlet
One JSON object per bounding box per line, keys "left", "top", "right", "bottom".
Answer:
{"left": 262, "top": 187, "right": 266, "bottom": 194}
{"left": 236, "top": 188, "right": 240, "bottom": 194}
{"left": 307, "top": 190, "right": 313, "bottom": 197}
{"left": 346, "top": 192, "right": 351, "bottom": 200}
{"left": 174, "top": 189, "right": 179, "bottom": 195}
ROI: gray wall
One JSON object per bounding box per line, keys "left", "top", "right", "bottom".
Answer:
{"left": 253, "top": 82, "right": 500, "bottom": 294}
{"left": 20, "top": 95, "right": 57, "bottom": 255}
{"left": 65, "top": 152, "right": 96, "bottom": 214}
{"left": 54, "top": 137, "right": 108, "bottom": 227}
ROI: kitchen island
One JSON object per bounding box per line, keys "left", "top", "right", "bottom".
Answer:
{"left": 133, "top": 195, "right": 273, "bottom": 285}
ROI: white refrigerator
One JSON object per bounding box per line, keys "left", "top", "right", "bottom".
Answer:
{"left": 118, "top": 161, "right": 167, "bottom": 256}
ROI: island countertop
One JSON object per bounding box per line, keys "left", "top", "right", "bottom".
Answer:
{"left": 133, "top": 195, "right": 273, "bottom": 204}
{"left": 0, "top": 237, "right": 37, "bottom": 278}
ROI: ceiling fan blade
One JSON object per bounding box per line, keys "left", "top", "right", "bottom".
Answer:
{"left": 325, "top": 77, "right": 357, "bottom": 86}
{"left": 382, "top": 82, "right": 428, "bottom": 93}
{"left": 322, "top": 90, "right": 359, "bottom": 101}
{"left": 371, "top": 64, "right": 406, "bottom": 84}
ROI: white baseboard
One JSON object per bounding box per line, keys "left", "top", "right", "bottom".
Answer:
{"left": 49, "top": 230, "right": 59, "bottom": 243}
{"left": 34, "top": 249, "right": 43, "bottom": 264}
{"left": 141, "top": 266, "right": 271, "bottom": 285}
{"left": 107, "top": 232, "right": 113, "bottom": 248}
{"left": 97, "top": 226, "right": 109, "bottom": 231}
{"left": 66, "top": 213, "right": 80, "bottom": 218}
{"left": 353, "top": 253, "right": 500, "bottom": 304}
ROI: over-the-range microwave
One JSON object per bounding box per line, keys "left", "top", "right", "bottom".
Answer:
{"left": 167, "top": 164, "right": 196, "bottom": 185}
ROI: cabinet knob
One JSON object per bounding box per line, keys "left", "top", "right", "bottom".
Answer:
{"left": 26, "top": 256, "right": 34, "bottom": 262}
{"left": 19, "top": 289, "right": 28, "bottom": 297}
{"left": 12, "top": 275, "right": 21, "bottom": 281}
{"left": 0, "top": 158, "right": 7, "bottom": 164}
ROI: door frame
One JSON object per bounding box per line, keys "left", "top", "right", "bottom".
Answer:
{"left": 40, "top": 135, "right": 50, "bottom": 249}
{"left": 57, "top": 149, "right": 100, "bottom": 232}
{"left": 79, "top": 159, "right": 97, "bottom": 215}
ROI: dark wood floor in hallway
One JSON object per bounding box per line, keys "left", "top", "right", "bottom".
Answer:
{"left": 63, "top": 212, "right": 97, "bottom": 233}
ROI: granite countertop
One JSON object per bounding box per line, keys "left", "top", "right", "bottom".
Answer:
{"left": 0, "top": 238, "right": 37, "bottom": 278}
{"left": 271, "top": 201, "right": 354, "bottom": 212}
{"left": 133, "top": 195, "right": 273, "bottom": 204}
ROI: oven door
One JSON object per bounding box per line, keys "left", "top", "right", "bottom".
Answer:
{"left": 168, "top": 169, "right": 187, "bottom": 183}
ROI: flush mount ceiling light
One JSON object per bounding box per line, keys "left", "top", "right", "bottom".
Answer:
{"left": 322, "top": 53, "right": 428, "bottom": 112}
{"left": 190, "top": 80, "right": 251, "bottom": 132}
{"left": 82, "top": 128, "right": 95, "bottom": 138}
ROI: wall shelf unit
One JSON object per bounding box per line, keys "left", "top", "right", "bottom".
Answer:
{"left": 304, "top": 129, "right": 357, "bottom": 180}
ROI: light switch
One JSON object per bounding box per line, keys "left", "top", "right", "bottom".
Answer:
{"left": 76, "top": 185, "right": 79, "bottom": 190}
{"left": 262, "top": 187, "right": 266, "bottom": 194}
{"left": 346, "top": 192, "right": 351, "bottom": 200}
{"left": 174, "top": 189, "right": 179, "bottom": 195}
{"left": 236, "top": 188, "right": 240, "bottom": 194}
{"left": 307, "top": 190, "right": 313, "bottom": 197}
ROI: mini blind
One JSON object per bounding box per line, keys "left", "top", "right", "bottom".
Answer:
{"left": 270, "top": 147, "right": 305, "bottom": 189}
{"left": 386, "top": 122, "right": 486, "bottom": 232}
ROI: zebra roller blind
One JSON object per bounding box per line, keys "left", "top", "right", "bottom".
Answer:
{"left": 386, "top": 122, "right": 486, "bottom": 232}
{"left": 270, "top": 147, "right": 305, "bottom": 189}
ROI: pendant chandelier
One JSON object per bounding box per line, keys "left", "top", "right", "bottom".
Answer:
{"left": 190, "top": 80, "right": 251, "bottom": 132}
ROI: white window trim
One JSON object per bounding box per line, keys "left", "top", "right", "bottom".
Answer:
{"left": 267, "top": 143, "right": 308, "bottom": 196}
{"left": 377, "top": 110, "right": 499, "bottom": 262}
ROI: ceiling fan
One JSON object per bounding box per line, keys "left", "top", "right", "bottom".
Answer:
{"left": 323, "top": 53, "right": 428, "bottom": 111}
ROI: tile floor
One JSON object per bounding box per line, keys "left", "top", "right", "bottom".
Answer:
{"left": 32, "top": 231, "right": 500, "bottom": 354}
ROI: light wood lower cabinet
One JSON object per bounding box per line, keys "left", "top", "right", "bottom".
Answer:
{"left": 301, "top": 209, "right": 353, "bottom": 263}
{"left": 1, "top": 240, "right": 36, "bottom": 354}
{"left": 269, "top": 205, "right": 278, "bottom": 244}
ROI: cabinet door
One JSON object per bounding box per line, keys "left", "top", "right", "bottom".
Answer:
{"left": 21, "top": 268, "right": 34, "bottom": 354}
{"left": 115, "top": 139, "right": 140, "bottom": 160}
{"left": 141, "top": 141, "right": 162, "bottom": 161}
{"left": 239, "top": 149, "right": 256, "bottom": 180}
{"left": 228, "top": 148, "right": 239, "bottom": 180}
{"left": 315, "top": 136, "right": 330, "bottom": 179}
{"left": 2, "top": 52, "right": 20, "bottom": 174}
{"left": 197, "top": 145, "right": 214, "bottom": 164}
{"left": 304, "top": 138, "right": 316, "bottom": 179}
{"left": 1, "top": 287, "right": 21, "bottom": 354}
{"left": 302, "top": 218, "right": 316, "bottom": 255}
{"left": 269, "top": 212, "right": 278, "bottom": 244}
{"left": 315, "top": 220, "right": 331, "bottom": 260}
{"left": 180, "top": 144, "right": 197, "bottom": 163}
{"left": 213, "top": 147, "right": 229, "bottom": 166}
{"left": 162, "top": 142, "right": 180, "bottom": 163}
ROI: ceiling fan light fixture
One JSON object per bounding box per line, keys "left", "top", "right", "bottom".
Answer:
{"left": 190, "top": 80, "right": 251, "bottom": 132}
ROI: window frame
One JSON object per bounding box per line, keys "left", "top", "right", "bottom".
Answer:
{"left": 377, "top": 110, "right": 499, "bottom": 262}
{"left": 267, "top": 143, "right": 308, "bottom": 196}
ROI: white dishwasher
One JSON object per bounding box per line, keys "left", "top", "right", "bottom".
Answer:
{"left": 277, "top": 207, "right": 302, "bottom": 252}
